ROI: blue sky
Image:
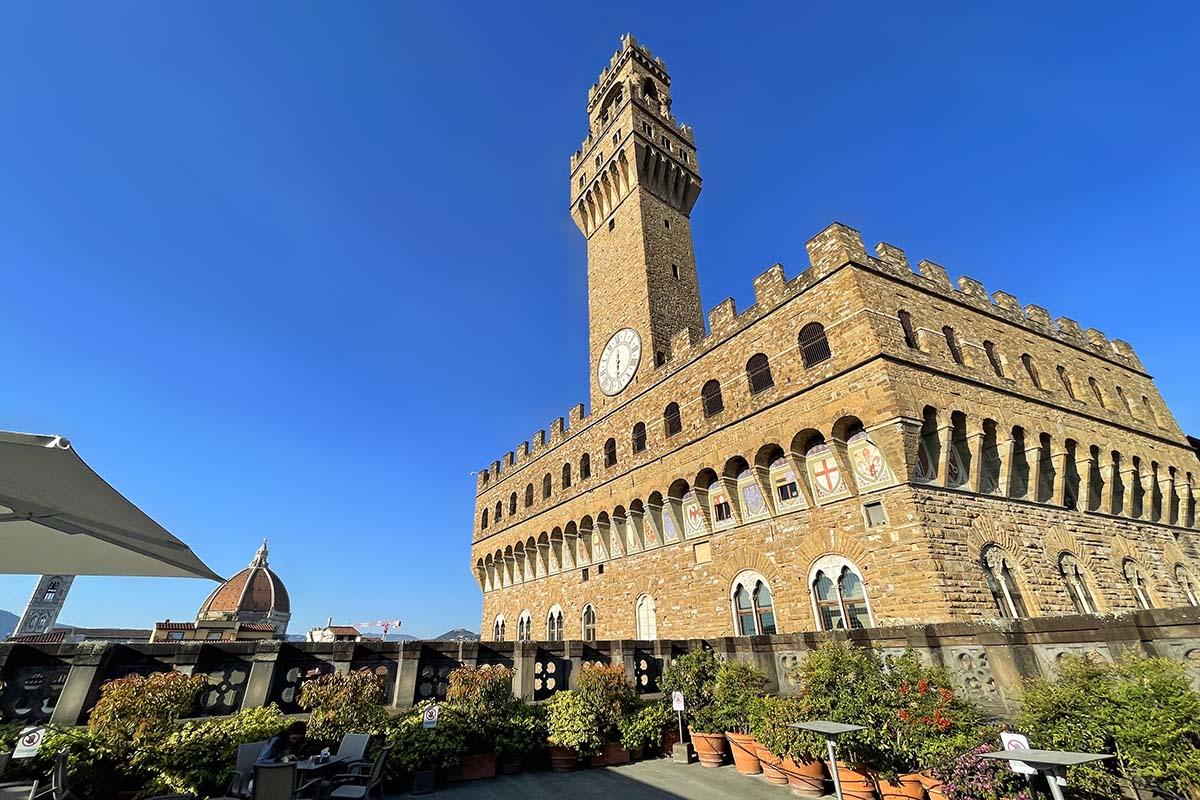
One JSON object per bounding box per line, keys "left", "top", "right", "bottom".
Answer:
{"left": 1, "top": 3, "right": 1197, "bottom": 637}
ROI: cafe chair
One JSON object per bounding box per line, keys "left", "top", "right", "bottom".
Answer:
{"left": 335, "top": 734, "right": 371, "bottom": 772}
{"left": 228, "top": 740, "right": 268, "bottom": 799}
{"left": 326, "top": 745, "right": 391, "bottom": 800}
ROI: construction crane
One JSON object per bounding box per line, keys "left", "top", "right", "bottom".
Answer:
{"left": 348, "top": 619, "right": 403, "bottom": 637}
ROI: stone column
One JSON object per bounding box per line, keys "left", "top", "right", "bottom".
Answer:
{"left": 1025, "top": 444, "right": 1043, "bottom": 502}
{"left": 1142, "top": 471, "right": 1159, "bottom": 522}
{"left": 331, "top": 642, "right": 356, "bottom": 675}
{"left": 1181, "top": 480, "right": 1196, "bottom": 528}
{"left": 512, "top": 641, "right": 535, "bottom": 702}
{"left": 1122, "top": 466, "right": 1142, "bottom": 519}
{"left": 996, "top": 437, "right": 1016, "bottom": 497}
{"left": 1051, "top": 449, "right": 1069, "bottom": 507}
{"left": 241, "top": 639, "right": 281, "bottom": 711}
{"left": 169, "top": 642, "right": 204, "bottom": 677}
{"left": 1075, "top": 452, "right": 1095, "bottom": 512}
{"left": 967, "top": 429, "right": 987, "bottom": 494}
{"left": 1100, "top": 461, "right": 1116, "bottom": 515}
{"left": 936, "top": 424, "right": 955, "bottom": 486}
{"left": 51, "top": 642, "right": 111, "bottom": 726}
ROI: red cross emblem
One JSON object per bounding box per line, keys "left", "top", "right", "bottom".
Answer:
{"left": 812, "top": 456, "right": 842, "bottom": 495}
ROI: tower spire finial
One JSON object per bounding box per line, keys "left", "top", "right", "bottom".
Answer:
{"left": 250, "top": 538, "right": 269, "bottom": 568}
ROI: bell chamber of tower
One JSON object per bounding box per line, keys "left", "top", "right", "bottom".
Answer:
{"left": 570, "top": 34, "right": 706, "bottom": 410}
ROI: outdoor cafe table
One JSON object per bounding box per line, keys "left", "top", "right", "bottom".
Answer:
{"left": 295, "top": 754, "right": 351, "bottom": 777}
{"left": 980, "top": 749, "right": 1112, "bottom": 800}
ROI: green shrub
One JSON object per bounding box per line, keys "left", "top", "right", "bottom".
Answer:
{"left": 299, "top": 669, "right": 389, "bottom": 748}
{"left": 384, "top": 701, "right": 467, "bottom": 776}
{"left": 574, "top": 663, "right": 637, "bottom": 741}
{"left": 88, "top": 671, "right": 205, "bottom": 762}
{"left": 618, "top": 700, "right": 674, "bottom": 752}
{"left": 659, "top": 648, "right": 721, "bottom": 733}
{"left": 750, "top": 694, "right": 824, "bottom": 762}
{"left": 495, "top": 701, "right": 548, "bottom": 763}
{"left": 1018, "top": 654, "right": 1200, "bottom": 799}
{"left": 446, "top": 664, "right": 516, "bottom": 752}
{"left": 712, "top": 659, "right": 767, "bottom": 734}
{"left": 0, "top": 722, "right": 21, "bottom": 751}
{"left": 545, "top": 690, "right": 604, "bottom": 756}
{"left": 143, "top": 705, "right": 290, "bottom": 797}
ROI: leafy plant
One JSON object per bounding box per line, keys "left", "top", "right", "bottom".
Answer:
{"left": 618, "top": 700, "right": 674, "bottom": 752}
{"left": 574, "top": 663, "right": 637, "bottom": 741}
{"left": 447, "top": 663, "right": 516, "bottom": 752}
{"left": 0, "top": 721, "right": 21, "bottom": 752}
{"left": 88, "top": 671, "right": 205, "bottom": 762}
{"left": 546, "top": 690, "right": 604, "bottom": 757}
{"left": 1018, "top": 654, "right": 1200, "bottom": 799}
{"left": 143, "top": 705, "right": 291, "bottom": 797}
{"left": 384, "top": 700, "right": 468, "bottom": 776}
{"left": 750, "top": 694, "right": 824, "bottom": 762}
{"left": 495, "top": 701, "right": 548, "bottom": 763}
{"left": 299, "top": 669, "right": 389, "bottom": 748}
{"left": 931, "top": 742, "right": 1031, "bottom": 800}
{"left": 659, "top": 648, "right": 721, "bottom": 733}
{"left": 712, "top": 659, "right": 767, "bottom": 734}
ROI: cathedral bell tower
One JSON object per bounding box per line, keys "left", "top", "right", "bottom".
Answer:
{"left": 571, "top": 34, "right": 705, "bottom": 410}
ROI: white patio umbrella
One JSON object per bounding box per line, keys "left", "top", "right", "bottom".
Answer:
{"left": 0, "top": 430, "right": 222, "bottom": 581}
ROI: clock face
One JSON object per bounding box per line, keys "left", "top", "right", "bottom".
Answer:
{"left": 598, "top": 328, "right": 641, "bottom": 396}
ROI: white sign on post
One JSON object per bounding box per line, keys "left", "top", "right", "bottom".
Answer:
{"left": 13, "top": 727, "right": 45, "bottom": 759}
{"left": 999, "top": 731, "right": 1037, "bottom": 775}
{"left": 672, "top": 691, "right": 685, "bottom": 711}
{"left": 423, "top": 704, "right": 440, "bottom": 730}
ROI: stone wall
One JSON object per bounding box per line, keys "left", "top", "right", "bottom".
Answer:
{"left": 3, "top": 609, "right": 1197, "bottom": 727}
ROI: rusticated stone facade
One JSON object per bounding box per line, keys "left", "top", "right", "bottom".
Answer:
{"left": 470, "top": 35, "right": 1200, "bottom": 644}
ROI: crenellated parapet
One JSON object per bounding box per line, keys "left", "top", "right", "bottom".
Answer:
{"left": 475, "top": 221, "right": 1152, "bottom": 491}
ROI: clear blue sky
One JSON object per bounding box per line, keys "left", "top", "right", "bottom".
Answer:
{"left": 1, "top": 3, "right": 1197, "bottom": 637}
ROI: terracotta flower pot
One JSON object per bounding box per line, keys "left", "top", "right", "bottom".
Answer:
{"left": 630, "top": 745, "right": 645, "bottom": 761}
{"left": 782, "top": 756, "right": 827, "bottom": 798}
{"left": 876, "top": 773, "right": 927, "bottom": 800}
{"left": 549, "top": 745, "right": 578, "bottom": 772}
{"left": 661, "top": 727, "right": 680, "bottom": 754}
{"left": 829, "top": 760, "right": 878, "bottom": 800}
{"left": 726, "top": 732, "right": 762, "bottom": 775}
{"left": 754, "top": 743, "right": 789, "bottom": 786}
{"left": 497, "top": 753, "right": 523, "bottom": 774}
{"left": 446, "top": 752, "right": 497, "bottom": 783}
{"left": 917, "top": 770, "right": 946, "bottom": 800}
{"left": 592, "top": 741, "right": 632, "bottom": 767}
{"left": 688, "top": 728, "right": 728, "bottom": 768}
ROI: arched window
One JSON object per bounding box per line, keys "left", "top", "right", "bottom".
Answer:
{"left": 42, "top": 579, "right": 60, "bottom": 603}
{"left": 1115, "top": 385, "right": 1132, "bottom": 414}
{"left": 562, "top": 462, "right": 572, "bottom": 490}
{"left": 604, "top": 438, "right": 617, "bottom": 467}
{"left": 898, "top": 310, "right": 918, "bottom": 349}
{"left": 942, "top": 326, "right": 963, "bottom": 365}
{"left": 798, "top": 322, "right": 831, "bottom": 368}
{"left": 509, "top": 493, "right": 517, "bottom": 515}
{"left": 580, "top": 453, "right": 591, "bottom": 480}
{"left": 495, "top": 501, "right": 503, "bottom": 522}
{"left": 1021, "top": 354, "right": 1041, "bottom": 388}
{"left": 1142, "top": 396, "right": 1160, "bottom": 427}
{"left": 582, "top": 604, "right": 597, "bottom": 642}
{"left": 1089, "top": 377, "right": 1106, "bottom": 408}
{"left": 481, "top": 508, "right": 489, "bottom": 530}
{"left": 542, "top": 473, "right": 552, "bottom": 499}
{"left": 517, "top": 610, "right": 532, "bottom": 642}
{"left": 524, "top": 484, "right": 534, "bottom": 508}
{"left": 982, "top": 545, "right": 1029, "bottom": 619}
{"left": 1176, "top": 564, "right": 1199, "bottom": 607}
{"left": 701, "top": 380, "right": 724, "bottom": 417}
{"left": 635, "top": 594, "right": 657, "bottom": 639}
{"left": 809, "top": 556, "right": 872, "bottom": 631}
{"left": 746, "top": 353, "right": 773, "bottom": 394}
{"left": 731, "top": 571, "right": 777, "bottom": 635}
{"left": 1059, "top": 553, "right": 1098, "bottom": 614}
{"left": 1123, "top": 559, "right": 1154, "bottom": 609}
{"left": 983, "top": 341, "right": 1004, "bottom": 377}
{"left": 547, "top": 606, "right": 564, "bottom": 641}
{"left": 1057, "top": 366, "right": 1076, "bottom": 399}
{"left": 493, "top": 615, "right": 506, "bottom": 642}
{"left": 664, "top": 402, "right": 682, "bottom": 436}
{"left": 632, "top": 422, "right": 647, "bottom": 454}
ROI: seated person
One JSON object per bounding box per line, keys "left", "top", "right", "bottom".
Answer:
{"left": 257, "top": 720, "right": 311, "bottom": 764}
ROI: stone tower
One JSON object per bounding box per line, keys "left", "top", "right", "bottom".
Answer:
{"left": 15, "top": 574, "right": 75, "bottom": 636}
{"left": 570, "top": 34, "right": 705, "bottom": 410}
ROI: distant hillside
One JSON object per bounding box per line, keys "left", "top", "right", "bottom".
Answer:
{"left": 0, "top": 609, "right": 18, "bottom": 638}
{"left": 435, "top": 628, "right": 479, "bottom": 641}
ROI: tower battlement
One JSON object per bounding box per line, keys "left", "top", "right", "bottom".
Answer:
{"left": 475, "top": 221, "right": 1150, "bottom": 492}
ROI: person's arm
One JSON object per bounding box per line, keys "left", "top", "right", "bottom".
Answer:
{"left": 256, "top": 736, "right": 281, "bottom": 765}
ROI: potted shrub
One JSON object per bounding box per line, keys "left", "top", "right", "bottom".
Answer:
{"left": 714, "top": 659, "right": 768, "bottom": 775}
{"left": 299, "top": 669, "right": 389, "bottom": 748}
{"left": 930, "top": 743, "right": 1031, "bottom": 800}
{"left": 546, "top": 690, "right": 603, "bottom": 771}
{"left": 495, "top": 701, "right": 547, "bottom": 774}
{"left": 386, "top": 700, "right": 468, "bottom": 793}
{"left": 752, "top": 694, "right": 827, "bottom": 795}
{"left": 618, "top": 700, "right": 674, "bottom": 760}
{"left": 444, "top": 663, "right": 517, "bottom": 781}
{"left": 660, "top": 648, "right": 726, "bottom": 768}
{"left": 575, "top": 663, "right": 638, "bottom": 766}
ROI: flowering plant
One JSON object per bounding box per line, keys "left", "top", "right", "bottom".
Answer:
{"left": 932, "top": 743, "right": 1031, "bottom": 800}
